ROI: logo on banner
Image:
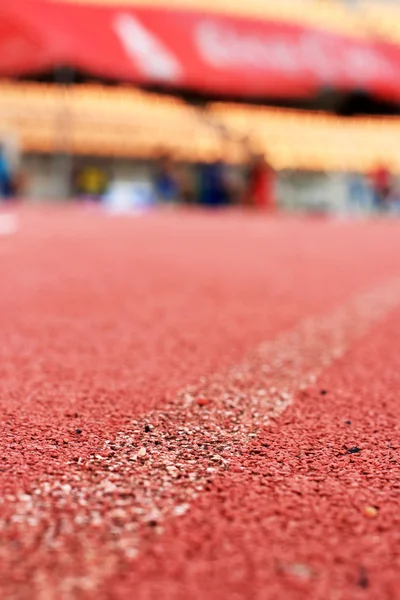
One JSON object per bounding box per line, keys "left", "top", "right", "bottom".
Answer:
{"left": 194, "top": 20, "right": 397, "bottom": 83}
{"left": 114, "top": 13, "right": 182, "bottom": 82}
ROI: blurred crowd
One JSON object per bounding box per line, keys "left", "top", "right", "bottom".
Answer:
{"left": 1, "top": 132, "right": 400, "bottom": 216}
{"left": 70, "top": 153, "right": 400, "bottom": 215}
{"left": 153, "top": 151, "right": 276, "bottom": 210}
{"left": 347, "top": 165, "right": 400, "bottom": 215}
{"left": 71, "top": 150, "right": 277, "bottom": 211}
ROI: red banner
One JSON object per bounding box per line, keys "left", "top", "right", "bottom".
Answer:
{"left": 1, "top": 0, "right": 400, "bottom": 104}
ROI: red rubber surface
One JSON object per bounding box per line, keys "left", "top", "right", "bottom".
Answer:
{"left": 114, "top": 306, "right": 400, "bottom": 600}
{"left": 0, "top": 208, "right": 400, "bottom": 599}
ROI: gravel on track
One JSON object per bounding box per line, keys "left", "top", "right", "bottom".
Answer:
{"left": 0, "top": 209, "right": 400, "bottom": 600}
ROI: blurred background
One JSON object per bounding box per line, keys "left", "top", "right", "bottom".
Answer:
{"left": 1, "top": 0, "right": 400, "bottom": 215}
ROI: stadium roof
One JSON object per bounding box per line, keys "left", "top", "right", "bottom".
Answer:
{"left": 1, "top": 0, "right": 400, "bottom": 113}
{"left": 54, "top": 0, "right": 400, "bottom": 45}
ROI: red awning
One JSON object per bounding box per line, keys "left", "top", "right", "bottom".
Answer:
{"left": 1, "top": 0, "right": 400, "bottom": 105}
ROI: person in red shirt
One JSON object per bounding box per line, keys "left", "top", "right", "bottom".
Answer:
{"left": 247, "top": 153, "right": 276, "bottom": 211}
{"left": 369, "top": 164, "right": 392, "bottom": 211}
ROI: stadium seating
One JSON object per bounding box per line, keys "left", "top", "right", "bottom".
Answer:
{"left": 2, "top": 2, "right": 400, "bottom": 174}
{"left": 1, "top": 82, "right": 400, "bottom": 172}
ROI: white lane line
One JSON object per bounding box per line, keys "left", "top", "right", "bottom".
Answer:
{"left": 1, "top": 278, "right": 400, "bottom": 599}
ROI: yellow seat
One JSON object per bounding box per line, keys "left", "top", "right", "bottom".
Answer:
{"left": 2, "top": 81, "right": 400, "bottom": 171}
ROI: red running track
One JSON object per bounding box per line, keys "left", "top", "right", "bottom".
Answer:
{"left": 0, "top": 208, "right": 400, "bottom": 599}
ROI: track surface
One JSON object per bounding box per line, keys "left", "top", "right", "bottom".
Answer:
{"left": 0, "top": 208, "right": 400, "bottom": 599}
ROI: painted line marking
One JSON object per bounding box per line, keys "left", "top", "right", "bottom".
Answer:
{"left": 1, "top": 278, "right": 400, "bottom": 598}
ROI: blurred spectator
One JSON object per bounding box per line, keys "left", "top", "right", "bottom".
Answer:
{"left": 369, "top": 164, "right": 392, "bottom": 211}
{"left": 154, "top": 154, "right": 180, "bottom": 204}
{"left": 247, "top": 153, "right": 276, "bottom": 210}
{"left": 387, "top": 179, "right": 400, "bottom": 215}
{"left": 75, "top": 165, "right": 108, "bottom": 201}
{"left": 175, "top": 163, "right": 196, "bottom": 204}
{"left": 198, "top": 157, "right": 231, "bottom": 208}
{"left": 0, "top": 130, "right": 21, "bottom": 198}
{"left": 347, "top": 171, "right": 373, "bottom": 215}
{"left": 224, "top": 164, "right": 245, "bottom": 206}
{"left": 0, "top": 143, "right": 12, "bottom": 199}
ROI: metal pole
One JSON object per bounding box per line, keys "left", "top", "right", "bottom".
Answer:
{"left": 52, "top": 66, "right": 74, "bottom": 200}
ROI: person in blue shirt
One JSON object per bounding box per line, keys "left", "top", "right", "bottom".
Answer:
{"left": 0, "top": 144, "right": 12, "bottom": 199}
{"left": 154, "top": 154, "right": 179, "bottom": 204}
{"left": 199, "top": 158, "right": 230, "bottom": 208}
